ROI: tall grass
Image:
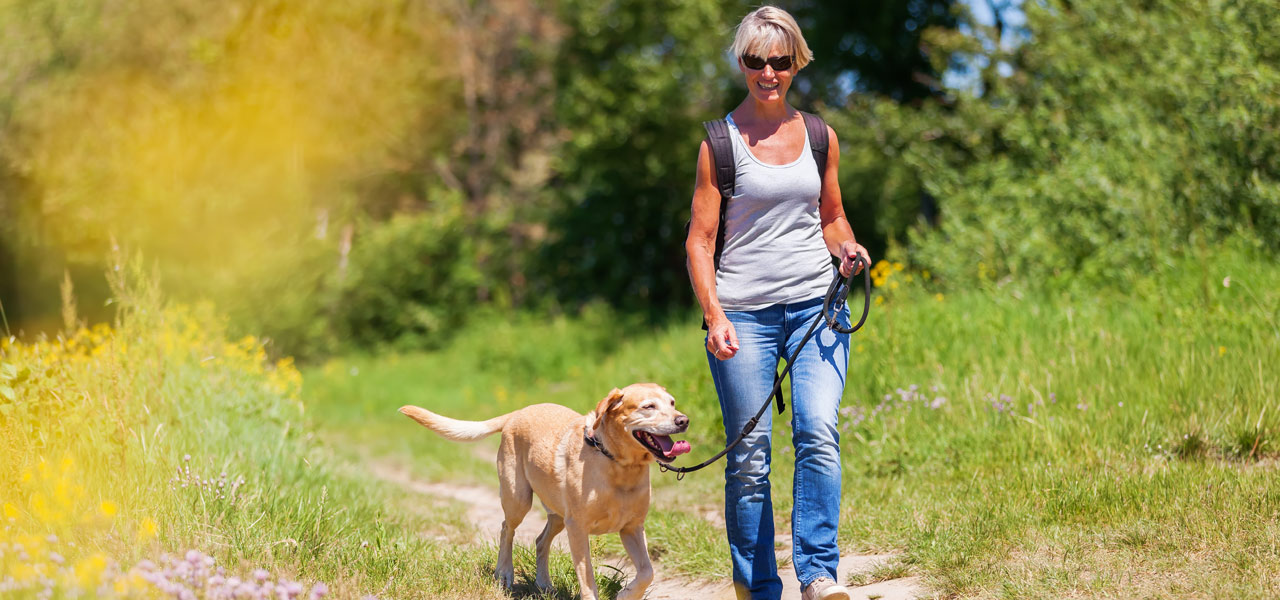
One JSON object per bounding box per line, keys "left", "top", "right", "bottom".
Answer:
{"left": 0, "top": 259, "right": 598, "bottom": 599}
{"left": 305, "top": 242, "right": 1280, "bottom": 598}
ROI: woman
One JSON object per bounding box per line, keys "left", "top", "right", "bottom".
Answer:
{"left": 685, "top": 6, "right": 870, "bottom": 600}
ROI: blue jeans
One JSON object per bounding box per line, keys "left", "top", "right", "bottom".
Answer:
{"left": 706, "top": 296, "right": 849, "bottom": 599}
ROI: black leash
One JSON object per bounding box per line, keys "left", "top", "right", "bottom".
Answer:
{"left": 659, "top": 256, "right": 872, "bottom": 479}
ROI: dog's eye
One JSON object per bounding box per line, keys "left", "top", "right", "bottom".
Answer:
{"left": 641, "top": 403, "right": 656, "bottom": 410}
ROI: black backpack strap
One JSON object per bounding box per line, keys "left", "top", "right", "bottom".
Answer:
{"left": 800, "top": 111, "right": 829, "bottom": 202}
{"left": 702, "top": 119, "right": 735, "bottom": 270}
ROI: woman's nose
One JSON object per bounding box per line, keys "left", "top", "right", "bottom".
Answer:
{"left": 762, "top": 65, "right": 775, "bottom": 77}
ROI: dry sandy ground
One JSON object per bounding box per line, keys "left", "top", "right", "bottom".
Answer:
{"left": 372, "top": 458, "right": 926, "bottom": 600}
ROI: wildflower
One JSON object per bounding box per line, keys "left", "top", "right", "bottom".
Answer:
{"left": 1222, "top": 276, "right": 1230, "bottom": 288}
{"left": 138, "top": 517, "right": 158, "bottom": 541}
{"left": 100, "top": 501, "right": 117, "bottom": 517}
{"left": 1218, "top": 346, "right": 1226, "bottom": 356}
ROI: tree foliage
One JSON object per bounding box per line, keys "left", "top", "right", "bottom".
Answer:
{"left": 5, "top": 0, "right": 1277, "bottom": 357}
{"left": 855, "top": 0, "right": 1280, "bottom": 285}
{"left": 532, "top": 0, "right": 739, "bottom": 311}
{"left": 787, "top": 0, "right": 960, "bottom": 104}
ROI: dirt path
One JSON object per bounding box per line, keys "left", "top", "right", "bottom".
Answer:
{"left": 372, "top": 457, "right": 926, "bottom": 600}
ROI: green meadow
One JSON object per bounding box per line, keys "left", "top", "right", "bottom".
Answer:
{"left": 301, "top": 244, "right": 1280, "bottom": 598}
{"left": 3, "top": 244, "right": 1277, "bottom": 599}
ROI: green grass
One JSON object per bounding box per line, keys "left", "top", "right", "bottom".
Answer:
{"left": 304, "top": 244, "right": 1280, "bottom": 598}
{"left": 5, "top": 246, "right": 1276, "bottom": 599}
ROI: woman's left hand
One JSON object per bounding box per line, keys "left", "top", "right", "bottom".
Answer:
{"left": 839, "top": 241, "right": 871, "bottom": 277}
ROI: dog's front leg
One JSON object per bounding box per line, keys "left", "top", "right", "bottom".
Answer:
{"left": 564, "top": 518, "right": 599, "bottom": 600}
{"left": 615, "top": 524, "right": 654, "bottom": 600}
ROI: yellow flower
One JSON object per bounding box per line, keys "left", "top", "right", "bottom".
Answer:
{"left": 100, "top": 501, "right": 118, "bottom": 517}
{"left": 138, "top": 517, "right": 158, "bottom": 541}
{"left": 2, "top": 502, "right": 19, "bottom": 520}
{"left": 75, "top": 553, "right": 109, "bottom": 588}
{"left": 115, "top": 572, "right": 150, "bottom": 595}
{"left": 10, "top": 562, "right": 38, "bottom": 584}
{"left": 1218, "top": 346, "right": 1226, "bottom": 356}
{"left": 935, "top": 293, "right": 945, "bottom": 302}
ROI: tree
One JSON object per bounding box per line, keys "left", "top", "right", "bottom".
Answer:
{"left": 877, "top": 0, "right": 1280, "bottom": 285}
{"left": 534, "top": 0, "right": 738, "bottom": 311}
{"left": 785, "top": 0, "right": 960, "bottom": 105}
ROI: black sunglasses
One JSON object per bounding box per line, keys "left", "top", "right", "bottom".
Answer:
{"left": 741, "top": 54, "right": 794, "bottom": 71}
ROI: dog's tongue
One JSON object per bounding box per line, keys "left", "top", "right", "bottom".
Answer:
{"left": 655, "top": 435, "right": 692, "bottom": 458}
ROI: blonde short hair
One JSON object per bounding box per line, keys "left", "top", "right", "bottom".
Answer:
{"left": 730, "top": 6, "right": 813, "bottom": 71}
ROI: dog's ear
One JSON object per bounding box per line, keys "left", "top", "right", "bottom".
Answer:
{"left": 587, "top": 387, "right": 625, "bottom": 436}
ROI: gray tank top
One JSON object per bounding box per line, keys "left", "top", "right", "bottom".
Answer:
{"left": 715, "top": 113, "right": 833, "bottom": 311}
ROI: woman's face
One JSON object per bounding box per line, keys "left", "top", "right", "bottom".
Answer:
{"left": 739, "top": 41, "right": 794, "bottom": 104}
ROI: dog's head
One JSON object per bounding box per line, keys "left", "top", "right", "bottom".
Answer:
{"left": 587, "top": 383, "right": 691, "bottom": 464}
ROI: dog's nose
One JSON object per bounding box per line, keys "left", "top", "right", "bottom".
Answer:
{"left": 675, "top": 414, "right": 689, "bottom": 430}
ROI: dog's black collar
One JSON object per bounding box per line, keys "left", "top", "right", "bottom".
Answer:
{"left": 583, "top": 427, "right": 616, "bottom": 462}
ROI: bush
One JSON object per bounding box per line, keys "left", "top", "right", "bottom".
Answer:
{"left": 843, "top": 0, "right": 1280, "bottom": 287}
{"left": 335, "top": 198, "right": 486, "bottom": 352}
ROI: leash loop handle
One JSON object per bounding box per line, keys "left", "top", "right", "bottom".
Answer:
{"left": 823, "top": 255, "right": 871, "bottom": 335}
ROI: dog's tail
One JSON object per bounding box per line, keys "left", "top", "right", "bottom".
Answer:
{"left": 398, "top": 405, "right": 511, "bottom": 442}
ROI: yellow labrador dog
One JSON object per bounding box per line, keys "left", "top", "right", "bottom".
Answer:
{"left": 398, "top": 383, "right": 691, "bottom": 600}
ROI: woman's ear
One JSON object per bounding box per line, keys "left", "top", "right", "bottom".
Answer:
{"left": 587, "top": 387, "right": 625, "bottom": 437}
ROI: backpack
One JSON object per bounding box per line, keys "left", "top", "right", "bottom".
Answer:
{"left": 695, "top": 111, "right": 830, "bottom": 271}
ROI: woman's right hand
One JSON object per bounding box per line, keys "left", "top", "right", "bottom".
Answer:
{"left": 706, "top": 317, "right": 740, "bottom": 361}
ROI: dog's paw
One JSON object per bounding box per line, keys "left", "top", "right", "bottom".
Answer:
{"left": 616, "top": 582, "right": 650, "bottom": 600}
{"left": 535, "top": 575, "right": 553, "bottom": 593}
{"left": 494, "top": 568, "right": 515, "bottom": 589}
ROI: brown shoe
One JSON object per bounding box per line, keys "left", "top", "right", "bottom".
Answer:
{"left": 802, "top": 576, "right": 851, "bottom": 600}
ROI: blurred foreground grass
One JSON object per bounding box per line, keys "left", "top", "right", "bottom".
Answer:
{"left": 0, "top": 260, "right": 602, "bottom": 599}
{"left": 306, "top": 242, "right": 1280, "bottom": 598}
